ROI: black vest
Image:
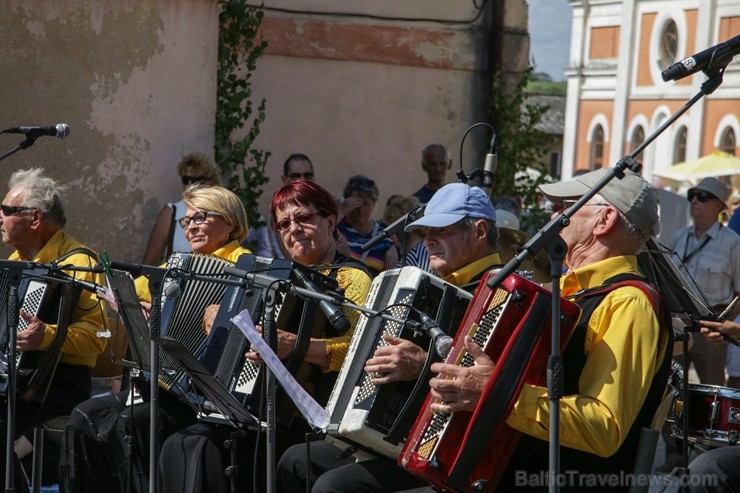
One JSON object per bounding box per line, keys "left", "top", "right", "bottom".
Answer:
{"left": 497, "top": 273, "right": 673, "bottom": 492}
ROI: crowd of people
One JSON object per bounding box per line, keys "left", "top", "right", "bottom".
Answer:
{"left": 0, "top": 146, "right": 738, "bottom": 493}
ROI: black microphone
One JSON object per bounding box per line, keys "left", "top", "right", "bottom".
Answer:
{"left": 481, "top": 130, "right": 497, "bottom": 188}
{"left": 419, "top": 313, "right": 453, "bottom": 358}
{"left": 293, "top": 269, "right": 350, "bottom": 333}
{"left": 662, "top": 34, "right": 740, "bottom": 81}
{"left": 3, "top": 123, "right": 70, "bottom": 139}
{"left": 163, "top": 282, "right": 182, "bottom": 299}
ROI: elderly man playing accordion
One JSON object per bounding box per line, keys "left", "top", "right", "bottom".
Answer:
{"left": 277, "top": 182, "right": 504, "bottom": 493}
{"left": 0, "top": 168, "right": 106, "bottom": 491}
{"left": 428, "top": 169, "right": 672, "bottom": 492}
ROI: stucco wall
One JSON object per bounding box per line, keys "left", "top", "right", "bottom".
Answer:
{"left": 250, "top": 0, "right": 529, "bottom": 216}
{"left": 0, "top": 1, "right": 218, "bottom": 260}
{"left": 0, "top": 0, "right": 529, "bottom": 262}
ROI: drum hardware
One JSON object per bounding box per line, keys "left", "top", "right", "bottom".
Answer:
{"left": 669, "top": 384, "right": 740, "bottom": 448}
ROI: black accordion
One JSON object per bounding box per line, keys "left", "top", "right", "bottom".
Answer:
{"left": 0, "top": 264, "right": 80, "bottom": 404}
{"left": 199, "top": 259, "right": 341, "bottom": 429}
{"left": 325, "top": 266, "right": 473, "bottom": 458}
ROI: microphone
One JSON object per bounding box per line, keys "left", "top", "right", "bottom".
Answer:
{"left": 419, "top": 313, "right": 453, "bottom": 358}
{"left": 292, "top": 268, "right": 350, "bottom": 333}
{"left": 662, "top": 34, "right": 740, "bottom": 81}
{"left": 481, "top": 130, "right": 497, "bottom": 188}
{"left": 3, "top": 123, "right": 70, "bottom": 139}
{"left": 163, "top": 282, "right": 182, "bottom": 299}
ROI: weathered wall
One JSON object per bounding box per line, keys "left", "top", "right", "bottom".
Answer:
{"left": 0, "top": 1, "right": 218, "bottom": 260}
{"left": 250, "top": 0, "right": 530, "bottom": 215}
{"left": 0, "top": 0, "right": 529, "bottom": 262}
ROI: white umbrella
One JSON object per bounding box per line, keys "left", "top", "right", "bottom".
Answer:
{"left": 653, "top": 151, "right": 740, "bottom": 182}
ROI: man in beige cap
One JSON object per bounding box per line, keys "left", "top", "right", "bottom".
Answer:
{"left": 667, "top": 177, "right": 740, "bottom": 385}
{"left": 428, "top": 168, "right": 673, "bottom": 491}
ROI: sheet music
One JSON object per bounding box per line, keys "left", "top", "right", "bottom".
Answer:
{"left": 231, "top": 309, "right": 330, "bottom": 430}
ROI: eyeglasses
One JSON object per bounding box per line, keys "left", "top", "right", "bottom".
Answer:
{"left": 687, "top": 190, "right": 715, "bottom": 203}
{"left": 287, "top": 172, "right": 314, "bottom": 181}
{"left": 181, "top": 175, "right": 210, "bottom": 186}
{"left": 274, "top": 211, "right": 322, "bottom": 232}
{"left": 178, "top": 211, "right": 220, "bottom": 229}
{"left": 0, "top": 204, "right": 35, "bottom": 216}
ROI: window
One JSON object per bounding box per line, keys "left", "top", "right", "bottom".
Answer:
{"left": 591, "top": 125, "right": 605, "bottom": 169}
{"left": 658, "top": 21, "right": 678, "bottom": 72}
{"left": 720, "top": 128, "right": 737, "bottom": 155}
{"left": 674, "top": 127, "right": 687, "bottom": 164}
{"left": 630, "top": 125, "right": 646, "bottom": 169}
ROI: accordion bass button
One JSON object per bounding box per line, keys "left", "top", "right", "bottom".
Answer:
{"left": 470, "top": 479, "right": 488, "bottom": 491}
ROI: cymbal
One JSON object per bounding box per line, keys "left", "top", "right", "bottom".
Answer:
{"left": 498, "top": 227, "right": 551, "bottom": 283}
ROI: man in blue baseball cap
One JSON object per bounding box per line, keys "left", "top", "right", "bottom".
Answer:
{"left": 276, "top": 183, "right": 503, "bottom": 493}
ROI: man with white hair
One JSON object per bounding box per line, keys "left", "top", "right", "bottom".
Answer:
{"left": 430, "top": 169, "right": 673, "bottom": 491}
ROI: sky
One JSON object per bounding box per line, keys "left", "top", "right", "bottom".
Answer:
{"left": 528, "top": 0, "right": 573, "bottom": 81}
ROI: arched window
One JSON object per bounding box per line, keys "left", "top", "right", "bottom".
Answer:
{"left": 720, "top": 127, "right": 737, "bottom": 155}
{"left": 674, "top": 127, "right": 687, "bottom": 164}
{"left": 591, "top": 125, "right": 605, "bottom": 169}
{"left": 658, "top": 21, "right": 678, "bottom": 72}
{"left": 630, "top": 125, "right": 646, "bottom": 169}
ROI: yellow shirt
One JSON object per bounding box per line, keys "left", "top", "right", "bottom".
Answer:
{"left": 134, "top": 241, "right": 251, "bottom": 302}
{"left": 10, "top": 230, "right": 106, "bottom": 367}
{"left": 506, "top": 255, "right": 669, "bottom": 457}
{"left": 319, "top": 263, "right": 372, "bottom": 372}
{"left": 443, "top": 253, "right": 502, "bottom": 287}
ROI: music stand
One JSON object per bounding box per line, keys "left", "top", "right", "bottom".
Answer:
{"left": 154, "top": 336, "right": 258, "bottom": 429}
{"left": 104, "top": 269, "right": 152, "bottom": 371}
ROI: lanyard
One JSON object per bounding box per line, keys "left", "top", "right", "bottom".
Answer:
{"left": 682, "top": 231, "right": 712, "bottom": 264}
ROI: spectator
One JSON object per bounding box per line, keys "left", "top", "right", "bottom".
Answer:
{"left": 412, "top": 144, "right": 452, "bottom": 203}
{"left": 142, "top": 151, "right": 221, "bottom": 265}
{"left": 337, "top": 175, "right": 398, "bottom": 276}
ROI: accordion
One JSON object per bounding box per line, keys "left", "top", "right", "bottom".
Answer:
{"left": 399, "top": 270, "right": 581, "bottom": 493}
{"left": 158, "top": 252, "right": 243, "bottom": 394}
{"left": 200, "top": 259, "right": 340, "bottom": 429}
{"left": 0, "top": 265, "right": 80, "bottom": 404}
{"left": 325, "top": 266, "right": 472, "bottom": 459}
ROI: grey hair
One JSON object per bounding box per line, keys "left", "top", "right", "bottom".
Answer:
{"left": 590, "top": 194, "right": 645, "bottom": 250}
{"left": 460, "top": 216, "right": 499, "bottom": 250}
{"left": 8, "top": 168, "right": 67, "bottom": 228}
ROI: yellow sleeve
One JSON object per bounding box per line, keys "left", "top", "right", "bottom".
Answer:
{"left": 321, "top": 266, "right": 372, "bottom": 372}
{"left": 506, "top": 287, "right": 667, "bottom": 456}
{"left": 40, "top": 252, "right": 107, "bottom": 366}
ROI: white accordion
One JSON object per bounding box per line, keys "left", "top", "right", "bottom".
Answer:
{"left": 325, "top": 266, "right": 472, "bottom": 458}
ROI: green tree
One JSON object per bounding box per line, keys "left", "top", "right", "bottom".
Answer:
{"left": 489, "top": 67, "right": 555, "bottom": 232}
{"left": 216, "top": 0, "right": 269, "bottom": 229}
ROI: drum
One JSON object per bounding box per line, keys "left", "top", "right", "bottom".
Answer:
{"left": 669, "top": 384, "right": 740, "bottom": 447}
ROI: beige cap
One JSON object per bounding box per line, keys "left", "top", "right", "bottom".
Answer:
{"left": 540, "top": 168, "right": 660, "bottom": 239}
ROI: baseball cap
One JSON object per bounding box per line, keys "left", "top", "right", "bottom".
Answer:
{"left": 495, "top": 210, "right": 520, "bottom": 230}
{"left": 539, "top": 168, "right": 660, "bottom": 239}
{"left": 405, "top": 183, "right": 496, "bottom": 231}
{"left": 688, "top": 177, "right": 730, "bottom": 206}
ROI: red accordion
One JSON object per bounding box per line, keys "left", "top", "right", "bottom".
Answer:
{"left": 399, "top": 270, "right": 582, "bottom": 493}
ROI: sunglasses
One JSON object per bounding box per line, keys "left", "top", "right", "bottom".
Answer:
{"left": 178, "top": 210, "right": 220, "bottom": 229}
{"left": 687, "top": 190, "right": 716, "bottom": 203}
{"left": 274, "top": 211, "right": 322, "bottom": 232}
{"left": 287, "top": 172, "right": 315, "bottom": 181}
{"left": 181, "top": 175, "right": 210, "bottom": 186}
{"left": 0, "top": 204, "right": 35, "bottom": 216}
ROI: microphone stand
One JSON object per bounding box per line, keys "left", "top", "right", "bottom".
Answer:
{"left": 484, "top": 66, "right": 729, "bottom": 493}
{"left": 0, "top": 136, "right": 38, "bottom": 163}
{"left": 361, "top": 206, "right": 425, "bottom": 266}
{"left": 1, "top": 261, "right": 31, "bottom": 493}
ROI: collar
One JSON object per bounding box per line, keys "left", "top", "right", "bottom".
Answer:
{"left": 691, "top": 220, "right": 722, "bottom": 239}
{"left": 210, "top": 240, "right": 246, "bottom": 261}
{"left": 443, "top": 252, "right": 502, "bottom": 287}
{"left": 10, "top": 230, "right": 65, "bottom": 262}
{"left": 561, "top": 255, "right": 640, "bottom": 297}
